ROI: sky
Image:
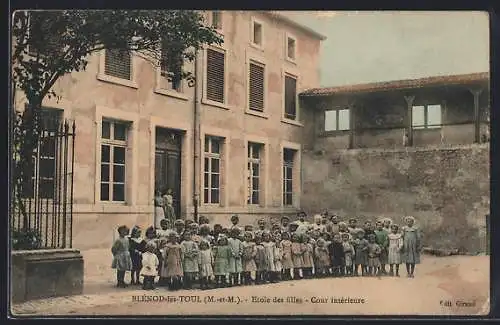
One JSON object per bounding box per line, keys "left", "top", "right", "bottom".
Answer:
{"left": 280, "top": 11, "right": 489, "bottom": 87}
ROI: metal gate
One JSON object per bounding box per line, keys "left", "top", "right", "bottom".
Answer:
{"left": 11, "top": 110, "right": 76, "bottom": 249}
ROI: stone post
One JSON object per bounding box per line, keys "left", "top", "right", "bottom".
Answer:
{"left": 470, "top": 88, "right": 483, "bottom": 144}
{"left": 348, "top": 99, "right": 356, "bottom": 149}
{"left": 404, "top": 95, "right": 415, "bottom": 147}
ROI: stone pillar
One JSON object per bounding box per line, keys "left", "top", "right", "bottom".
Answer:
{"left": 470, "top": 88, "right": 483, "bottom": 144}
{"left": 404, "top": 95, "right": 415, "bottom": 147}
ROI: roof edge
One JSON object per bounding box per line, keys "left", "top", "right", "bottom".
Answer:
{"left": 300, "top": 72, "right": 490, "bottom": 97}
{"left": 260, "top": 11, "right": 327, "bottom": 41}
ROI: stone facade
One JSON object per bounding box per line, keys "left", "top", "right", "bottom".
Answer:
{"left": 301, "top": 145, "right": 489, "bottom": 253}
{"left": 14, "top": 11, "right": 325, "bottom": 250}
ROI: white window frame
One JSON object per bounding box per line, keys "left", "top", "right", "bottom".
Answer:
{"left": 250, "top": 17, "right": 265, "bottom": 50}
{"left": 202, "top": 45, "right": 230, "bottom": 110}
{"left": 280, "top": 141, "right": 301, "bottom": 209}
{"left": 412, "top": 104, "right": 442, "bottom": 129}
{"left": 245, "top": 52, "right": 269, "bottom": 119}
{"left": 325, "top": 108, "right": 350, "bottom": 131}
{"left": 97, "top": 50, "right": 139, "bottom": 89}
{"left": 203, "top": 136, "right": 223, "bottom": 205}
{"left": 100, "top": 120, "right": 128, "bottom": 203}
{"left": 94, "top": 106, "right": 139, "bottom": 206}
{"left": 247, "top": 142, "right": 262, "bottom": 205}
{"left": 285, "top": 32, "right": 297, "bottom": 63}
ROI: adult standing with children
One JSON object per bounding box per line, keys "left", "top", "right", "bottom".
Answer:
{"left": 163, "top": 188, "right": 176, "bottom": 225}
{"left": 153, "top": 189, "right": 165, "bottom": 229}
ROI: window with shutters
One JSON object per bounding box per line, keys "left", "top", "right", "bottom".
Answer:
{"left": 248, "top": 61, "right": 265, "bottom": 112}
{"left": 203, "top": 136, "right": 223, "bottom": 204}
{"left": 247, "top": 142, "right": 262, "bottom": 205}
{"left": 104, "top": 49, "right": 132, "bottom": 80}
{"left": 160, "top": 42, "right": 183, "bottom": 92}
{"left": 283, "top": 148, "right": 295, "bottom": 206}
{"left": 100, "top": 120, "right": 129, "bottom": 202}
{"left": 284, "top": 74, "right": 297, "bottom": 120}
{"left": 205, "top": 48, "right": 226, "bottom": 104}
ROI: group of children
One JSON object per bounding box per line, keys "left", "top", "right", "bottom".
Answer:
{"left": 111, "top": 212, "right": 422, "bottom": 291}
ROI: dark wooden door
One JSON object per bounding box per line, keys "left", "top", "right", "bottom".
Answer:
{"left": 155, "top": 129, "right": 181, "bottom": 218}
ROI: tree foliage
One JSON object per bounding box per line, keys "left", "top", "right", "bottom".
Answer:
{"left": 11, "top": 10, "right": 223, "bottom": 236}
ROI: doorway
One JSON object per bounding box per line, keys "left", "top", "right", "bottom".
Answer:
{"left": 155, "top": 127, "right": 182, "bottom": 219}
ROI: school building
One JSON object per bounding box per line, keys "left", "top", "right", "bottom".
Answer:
{"left": 14, "top": 11, "right": 326, "bottom": 250}
{"left": 14, "top": 10, "right": 489, "bottom": 253}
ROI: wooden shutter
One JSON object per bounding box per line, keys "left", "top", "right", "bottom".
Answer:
{"left": 284, "top": 75, "right": 297, "bottom": 119}
{"left": 249, "top": 62, "right": 265, "bottom": 111}
{"left": 206, "top": 49, "right": 225, "bottom": 103}
{"left": 104, "top": 49, "right": 132, "bottom": 80}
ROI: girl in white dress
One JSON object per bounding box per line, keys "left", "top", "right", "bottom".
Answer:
{"left": 198, "top": 240, "right": 214, "bottom": 290}
{"left": 141, "top": 242, "right": 159, "bottom": 290}
{"left": 387, "top": 224, "right": 404, "bottom": 277}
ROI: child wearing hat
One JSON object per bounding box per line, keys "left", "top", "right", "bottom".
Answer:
{"left": 352, "top": 229, "right": 369, "bottom": 276}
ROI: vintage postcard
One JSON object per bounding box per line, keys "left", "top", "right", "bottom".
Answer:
{"left": 9, "top": 10, "right": 490, "bottom": 317}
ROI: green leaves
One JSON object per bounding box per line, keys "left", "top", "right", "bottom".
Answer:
{"left": 12, "top": 10, "right": 223, "bottom": 102}
{"left": 11, "top": 10, "right": 223, "bottom": 230}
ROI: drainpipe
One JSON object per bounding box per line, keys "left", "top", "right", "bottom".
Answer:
{"left": 192, "top": 49, "right": 202, "bottom": 223}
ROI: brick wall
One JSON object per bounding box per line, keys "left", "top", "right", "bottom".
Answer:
{"left": 301, "top": 144, "right": 490, "bottom": 253}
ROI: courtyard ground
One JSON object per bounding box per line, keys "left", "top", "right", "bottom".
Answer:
{"left": 11, "top": 249, "right": 490, "bottom": 317}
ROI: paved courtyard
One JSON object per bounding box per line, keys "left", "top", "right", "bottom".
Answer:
{"left": 11, "top": 250, "right": 490, "bottom": 316}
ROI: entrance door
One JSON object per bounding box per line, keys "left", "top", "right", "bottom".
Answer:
{"left": 155, "top": 128, "right": 182, "bottom": 218}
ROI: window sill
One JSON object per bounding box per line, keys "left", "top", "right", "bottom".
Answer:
{"left": 202, "top": 98, "right": 231, "bottom": 110}
{"left": 245, "top": 109, "right": 269, "bottom": 119}
{"left": 285, "top": 57, "right": 297, "bottom": 65}
{"left": 154, "top": 88, "right": 189, "bottom": 101}
{"left": 281, "top": 118, "right": 303, "bottom": 127}
{"left": 321, "top": 130, "right": 351, "bottom": 137}
{"left": 250, "top": 42, "right": 264, "bottom": 51}
{"left": 412, "top": 127, "right": 442, "bottom": 131}
{"left": 97, "top": 73, "right": 138, "bottom": 89}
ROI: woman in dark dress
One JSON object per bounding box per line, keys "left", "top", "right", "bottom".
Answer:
{"left": 129, "top": 226, "right": 146, "bottom": 285}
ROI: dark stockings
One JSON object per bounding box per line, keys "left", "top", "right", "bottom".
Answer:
{"left": 116, "top": 270, "right": 127, "bottom": 287}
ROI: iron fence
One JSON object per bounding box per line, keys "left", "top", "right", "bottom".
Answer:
{"left": 11, "top": 113, "right": 76, "bottom": 249}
